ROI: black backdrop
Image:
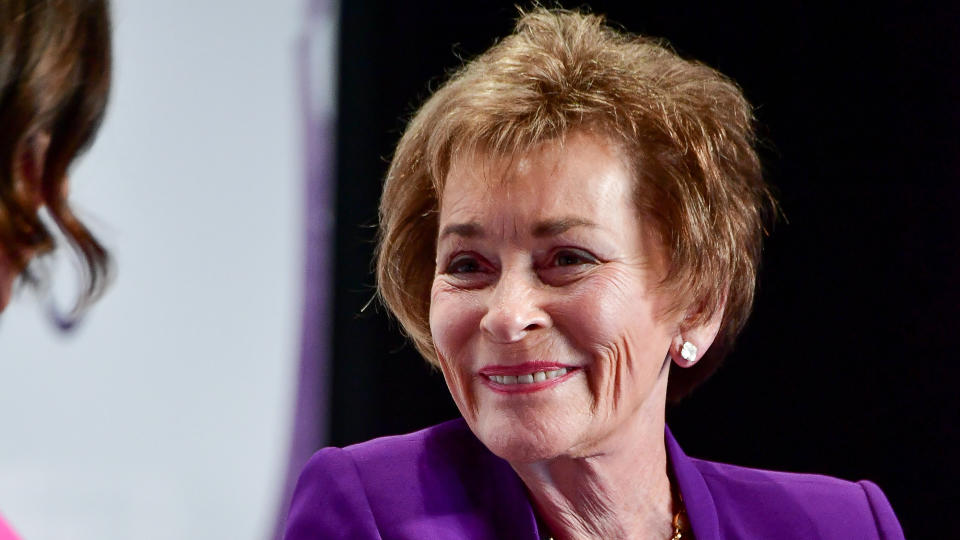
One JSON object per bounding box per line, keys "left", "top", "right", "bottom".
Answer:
{"left": 328, "top": 2, "right": 959, "bottom": 538}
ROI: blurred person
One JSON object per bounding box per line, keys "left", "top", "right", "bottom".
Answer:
{"left": 0, "top": 0, "right": 112, "bottom": 317}
{"left": 284, "top": 8, "right": 904, "bottom": 539}
{"left": 0, "top": 0, "right": 112, "bottom": 536}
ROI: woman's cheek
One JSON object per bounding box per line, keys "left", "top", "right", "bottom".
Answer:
{"left": 430, "top": 281, "right": 487, "bottom": 392}
{"left": 430, "top": 282, "right": 488, "bottom": 420}
{"left": 551, "top": 273, "right": 626, "bottom": 351}
{"left": 430, "top": 281, "right": 483, "bottom": 357}
{"left": 550, "top": 267, "right": 658, "bottom": 411}
{"left": 435, "top": 348, "right": 476, "bottom": 419}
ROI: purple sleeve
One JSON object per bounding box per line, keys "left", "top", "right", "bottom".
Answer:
{"left": 859, "top": 480, "right": 905, "bottom": 540}
{"left": 283, "top": 447, "right": 382, "bottom": 539}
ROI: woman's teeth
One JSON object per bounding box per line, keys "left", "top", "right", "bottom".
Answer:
{"left": 489, "top": 368, "right": 568, "bottom": 385}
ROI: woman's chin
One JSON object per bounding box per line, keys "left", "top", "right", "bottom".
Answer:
{"left": 472, "top": 415, "right": 575, "bottom": 464}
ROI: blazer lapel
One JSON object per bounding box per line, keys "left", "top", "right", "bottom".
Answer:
{"left": 666, "top": 426, "right": 721, "bottom": 540}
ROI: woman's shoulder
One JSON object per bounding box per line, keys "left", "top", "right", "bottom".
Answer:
{"left": 284, "top": 418, "right": 538, "bottom": 540}
{"left": 293, "top": 418, "right": 497, "bottom": 495}
{"left": 334, "top": 417, "right": 482, "bottom": 464}
{"left": 687, "top": 457, "right": 904, "bottom": 539}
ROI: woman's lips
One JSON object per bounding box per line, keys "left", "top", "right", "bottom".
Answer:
{"left": 479, "top": 363, "right": 580, "bottom": 394}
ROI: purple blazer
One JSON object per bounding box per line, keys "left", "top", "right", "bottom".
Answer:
{"left": 284, "top": 419, "right": 904, "bottom": 539}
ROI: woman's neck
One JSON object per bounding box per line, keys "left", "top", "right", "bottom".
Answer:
{"left": 511, "top": 386, "right": 674, "bottom": 539}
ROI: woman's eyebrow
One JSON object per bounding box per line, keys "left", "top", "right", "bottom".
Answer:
{"left": 439, "top": 218, "right": 598, "bottom": 240}
{"left": 439, "top": 222, "right": 484, "bottom": 240}
{"left": 532, "top": 217, "right": 598, "bottom": 237}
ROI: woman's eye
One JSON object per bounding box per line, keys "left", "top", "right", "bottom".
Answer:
{"left": 446, "top": 255, "right": 484, "bottom": 274}
{"left": 551, "top": 249, "right": 596, "bottom": 267}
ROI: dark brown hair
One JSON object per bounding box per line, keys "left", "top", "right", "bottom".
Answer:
{"left": 377, "top": 8, "right": 776, "bottom": 400}
{"left": 0, "top": 0, "right": 112, "bottom": 319}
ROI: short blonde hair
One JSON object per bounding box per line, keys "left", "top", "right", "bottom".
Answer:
{"left": 376, "top": 7, "right": 775, "bottom": 400}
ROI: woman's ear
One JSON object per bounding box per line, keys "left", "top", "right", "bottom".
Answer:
{"left": 668, "top": 297, "right": 725, "bottom": 369}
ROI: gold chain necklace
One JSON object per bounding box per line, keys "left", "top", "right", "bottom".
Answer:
{"left": 669, "top": 504, "right": 691, "bottom": 540}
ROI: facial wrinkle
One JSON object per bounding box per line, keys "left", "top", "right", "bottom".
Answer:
{"left": 611, "top": 336, "right": 630, "bottom": 414}
{"left": 437, "top": 348, "right": 479, "bottom": 420}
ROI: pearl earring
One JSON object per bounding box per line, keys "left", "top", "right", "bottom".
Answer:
{"left": 680, "top": 341, "right": 698, "bottom": 364}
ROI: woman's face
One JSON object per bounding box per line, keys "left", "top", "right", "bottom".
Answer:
{"left": 430, "top": 131, "right": 678, "bottom": 463}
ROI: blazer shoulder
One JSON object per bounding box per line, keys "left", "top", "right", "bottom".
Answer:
{"left": 859, "top": 479, "right": 906, "bottom": 539}
{"left": 285, "top": 419, "right": 471, "bottom": 538}
{"left": 337, "top": 418, "right": 523, "bottom": 518}
{"left": 285, "top": 419, "right": 535, "bottom": 539}
{"left": 690, "top": 458, "right": 905, "bottom": 539}
{"left": 340, "top": 417, "right": 476, "bottom": 467}
{"left": 284, "top": 447, "right": 380, "bottom": 539}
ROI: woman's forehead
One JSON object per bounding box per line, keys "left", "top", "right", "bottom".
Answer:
{"left": 444, "top": 129, "right": 626, "bottom": 183}
{"left": 437, "top": 132, "right": 637, "bottom": 235}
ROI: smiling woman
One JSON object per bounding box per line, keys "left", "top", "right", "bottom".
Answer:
{"left": 430, "top": 132, "right": 684, "bottom": 469}
{"left": 284, "top": 7, "right": 905, "bottom": 539}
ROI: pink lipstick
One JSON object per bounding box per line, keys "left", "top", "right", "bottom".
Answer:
{"left": 479, "top": 362, "right": 579, "bottom": 394}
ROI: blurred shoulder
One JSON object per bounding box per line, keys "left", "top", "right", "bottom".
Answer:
{"left": 690, "top": 458, "right": 904, "bottom": 539}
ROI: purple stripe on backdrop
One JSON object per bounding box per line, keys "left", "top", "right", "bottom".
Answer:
{"left": 271, "top": 0, "right": 337, "bottom": 538}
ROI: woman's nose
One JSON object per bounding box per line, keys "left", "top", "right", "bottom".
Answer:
{"left": 479, "top": 270, "right": 551, "bottom": 343}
